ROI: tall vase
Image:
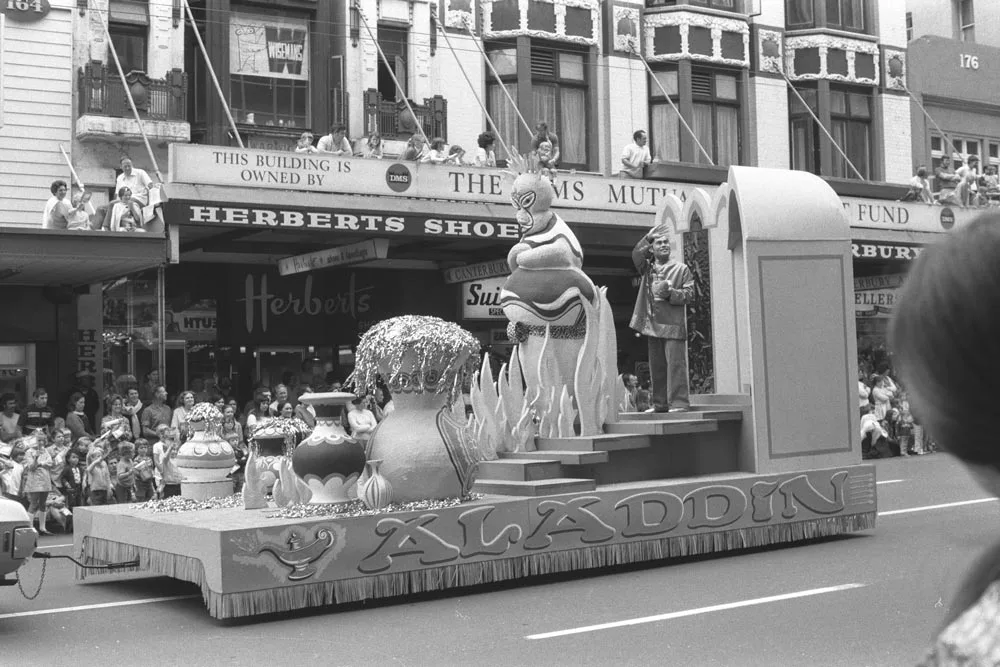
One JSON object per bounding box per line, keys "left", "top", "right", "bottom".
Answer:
{"left": 174, "top": 421, "right": 237, "bottom": 501}
{"left": 358, "top": 459, "right": 392, "bottom": 510}
{"left": 292, "top": 392, "right": 367, "bottom": 504}
{"left": 249, "top": 423, "right": 289, "bottom": 495}
{"left": 367, "top": 353, "right": 483, "bottom": 502}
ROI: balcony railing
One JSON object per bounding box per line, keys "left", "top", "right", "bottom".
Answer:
{"left": 363, "top": 90, "right": 447, "bottom": 141}
{"left": 78, "top": 62, "right": 188, "bottom": 122}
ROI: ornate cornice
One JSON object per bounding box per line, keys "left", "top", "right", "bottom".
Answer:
{"left": 481, "top": 0, "right": 601, "bottom": 46}
{"left": 643, "top": 10, "right": 749, "bottom": 67}
{"left": 883, "top": 47, "right": 906, "bottom": 91}
{"left": 444, "top": 0, "right": 474, "bottom": 30}
{"left": 757, "top": 28, "right": 783, "bottom": 75}
{"left": 785, "top": 34, "right": 880, "bottom": 85}
{"left": 612, "top": 5, "right": 640, "bottom": 53}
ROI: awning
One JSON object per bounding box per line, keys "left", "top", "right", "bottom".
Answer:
{"left": 0, "top": 228, "right": 168, "bottom": 286}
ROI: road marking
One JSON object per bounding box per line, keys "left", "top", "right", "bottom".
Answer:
{"left": 876, "top": 480, "right": 904, "bottom": 485}
{"left": 41, "top": 542, "right": 73, "bottom": 548}
{"left": 524, "top": 583, "right": 866, "bottom": 640}
{"left": 879, "top": 498, "right": 998, "bottom": 517}
{"left": 0, "top": 595, "right": 198, "bottom": 620}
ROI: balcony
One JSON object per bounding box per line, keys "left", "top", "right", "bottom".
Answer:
{"left": 363, "top": 90, "right": 448, "bottom": 141}
{"left": 76, "top": 62, "right": 191, "bottom": 144}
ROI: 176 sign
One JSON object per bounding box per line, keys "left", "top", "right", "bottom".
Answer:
{"left": 4, "top": 0, "right": 50, "bottom": 22}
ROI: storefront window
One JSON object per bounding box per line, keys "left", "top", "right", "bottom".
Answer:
{"left": 103, "top": 269, "right": 164, "bottom": 404}
{"left": 229, "top": 11, "right": 310, "bottom": 128}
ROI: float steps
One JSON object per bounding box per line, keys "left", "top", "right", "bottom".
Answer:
{"left": 604, "top": 418, "right": 719, "bottom": 436}
{"left": 617, "top": 409, "right": 744, "bottom": 422}
{"left": 476, "top": 459, "right": 563, "bottom": 482}
{"left": 471, "top": 477, "right": 597, "bottom": 497}
{"left": 499, "top": 449, "right": 610, "bottom": 465}
{"left": 535, "top": 433, "right": 652, "bottom": 452}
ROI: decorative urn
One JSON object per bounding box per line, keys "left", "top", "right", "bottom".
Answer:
{"left": 249, "top": 417, "right": 311, "bottom": 494}
{"left": 174, "top": 403, "right": 236, "bottom": 501}
{"left": 291, "top": 392, "right": 367, "bottom": 503}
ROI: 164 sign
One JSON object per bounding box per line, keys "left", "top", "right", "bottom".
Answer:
{"left": 3, "top": 0, "right": 50, "bottom": 21}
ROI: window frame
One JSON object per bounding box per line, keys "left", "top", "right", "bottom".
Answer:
{"left": 529, "top": 44, "right": 590, "bottom": 171}
{"left": 785, "top": 0, "right": 870, "bottom": 35}
{"left": 230, "top": 75, "right": 310, "bottom": 129}
{"left": 645, "top": 0, "right": 744, "bottom": 10}
{"left": 789, "top": 84, "right": 821, "bottom": 175}
{"left": 108, "top": 20, "right": 148, "bottom": 74}
{"left": 959, "top": 0, "right": 975, "bottom": 42}
{"left": 828, "top": 86, "right": 872, "bottom": 180}
{"left": 905, "top": 12, "right": 913, "bottom": 42}
{"left": 690, "top": 67, "right": 742, "bottom": 167}
{"left": 647, "top": 65, "right": 681, "bottom": 164}
{"left": 377, "top": 24, "right": 409, "bottom": 101}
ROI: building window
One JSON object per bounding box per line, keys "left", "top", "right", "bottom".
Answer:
{"left": 906, "top": 12, "right": 913, "bottom": 41}
{"left": 692, "top": 69, "right": 741, "bottom": 166}
{"left": 830, "top": 87, "right": 871, "bottom": 179}
{"left": 789, "top": 86, "right": 820, "bottom": 174}
{"left": 932, "top": 134, "right": 980, "bottom": 169}
{"left": 958, "top": 0, "right": 975, "bottom": 42}
{"left": 646, "top": 0, "right": 741, "bottom": 8}
{"left": 228, "top": 11, "right": 310, "bottom": 128}
{"left": 531, "top": 46, "right": 589, "bottom": 170}
{"left": 785, "top": 0, "right": 868, "bottom": 33}
{"left": 486, "top": 47, "right": 519, "bottom": 160}
{"left": 377, "top": 25, "right": 408, "bottom": 101}
{"left": 109, "top": 22, "right": 147, "bottom": 74}
{"left": 648, "top": 68, "right": 680, "bottom": 163}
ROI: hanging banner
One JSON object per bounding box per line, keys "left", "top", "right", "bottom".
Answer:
{"left": 230, "top": 12, "right": 309, "bottom": 81}
{"left": 854, "top": 274, "right": 905, "bottom": 319}
{"left": 443, "top": 259, "right": 511, "bottom": 285}
{"left": 278, "top": 239, "right": 390, "bottom": 276}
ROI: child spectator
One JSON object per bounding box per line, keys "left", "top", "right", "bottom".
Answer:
{"left": 531, "top": 122, "right": 560, "bottom": 168}
{"left": 113, "top": 441, "right": 136, "bottom": 503}
{"left": 86, "top": 447, "right": 112, "bottom": 506}
{"left": 294, "top": 132, "right": 318, "bottom": 154}
{"left": 420, "top": 137, "right": 449, "bottom": 164}
{"left": 447, "top": 144, "right": 466, "bottom": 165}
{"left": 66, "top": 191, "right": 95, "bottom": 230}
{"left": 58, "top": 450, "right": 85, "bottom": 512}
{"left": 156, "top": 427, "right": 183, "bottom": 498}
{"left": 48, "top": 427, "right": 70, "bottom": 491}
{"left": 364, "top": 131, "right": 384, "bottom": 159}
{"left": 132, "top": 439, "right": 155, "bottom": 501}
{"left": 45, "top": 491, "right": 71, "bottom": 533}
{"left": 401, "top": 135, "right": 429, "bottom": 161}
{"left": 536, "top": 140, "right": 557, "bottom": 171}
{"left": 23, "top": 434, "right": 54, "bottom": 534}
{"left": 473, "top": 132, "right": 497, "bottom": 167}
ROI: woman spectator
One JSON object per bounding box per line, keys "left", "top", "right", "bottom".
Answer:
{"left": 220, "top": 405, "right": 244, "bottom": 446}
{"left": 473, "top": 132, "right": 497, "bottom": 167}
{"left": 294, "top": 132, "right": 318, "bottom": 154}
{"left": 101, "top": 394, "right": 133, "bottom": 442}
{"left": 107, "top": 187, "right": 145, "bottom": 232}
{"left": 276, "top": 401, "right": 295, "bottom": 419}
{"left": 23, "top": 433, "right": 54, "bottom": 534}
{"left": 245, "top": 393, "right": 271, "bottom": 431}
{"left": 890, "top": 215, "right": 1000, "bottom": 662}
{"left": 871, "top": 374, "right": 897, "bottom": 421}
{"left": 364, "top": 131, "right": 384, "bottom": 159}
{"left": 347, "top": 396, "right": 378, "bottom": 445}
{"left": 421, "top": 137, "right": 449, "bottom": 164}
{"left": 65, "top": 392, "right": 94, "bottom": 445}
{"left": 171, "top": 390, "right": 196, "bottom": 438}
{"left": 374, "top": 387, "right": 395, "bottom": 422}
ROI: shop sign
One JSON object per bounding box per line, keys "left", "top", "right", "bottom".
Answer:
{"left": 854, "top": 273, "right": 905, "bottom": 319}
{"left": 460, "top": 276, "right": 507, "bottom": 320}
{"left": 3, "top": 0, "right": 50, "bottom": 22}
{"left": 851, "top": 241, "right": 924, "bottom": 262}
{"left": 166, "top": 201, "right": 525, "bottom": 241}
{"left": 278, "top": 239, "right": 389, "bottom": 277}
{"left": 166, "top": 309, "right": 217, "bottom": 339}
{"left": 841, "top": 198, "right": 977, "bottom": 233}
{"left": 230, "top": 12, "right": 308, "bottom": 81}
{"left": 443, "top": 260, "right": 510, "bottom": 285}
{"left": 168, "top": 145, "right": 706, "bottom": 215}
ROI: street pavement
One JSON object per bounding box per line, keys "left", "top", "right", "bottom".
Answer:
{"left": 2, "top": 453, "right": 995, "bottom": 667}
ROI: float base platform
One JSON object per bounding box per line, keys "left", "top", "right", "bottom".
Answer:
{"left": 74, "top": 465, "right": 876, "bottom": 619}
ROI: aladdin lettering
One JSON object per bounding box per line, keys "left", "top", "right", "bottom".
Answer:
{"left": 238, "top": 273, "right": 372, "bottom": 334}
{"left": 356, "top": 472, "right": 852, "bottom": 574}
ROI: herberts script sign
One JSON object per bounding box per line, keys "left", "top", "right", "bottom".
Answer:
{"left": 167, "top": 145, "right": 707, "bottom": 215}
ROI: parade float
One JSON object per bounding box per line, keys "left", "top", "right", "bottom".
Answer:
{"left": 71, "top": 164, "right": 877, "bottom": 619}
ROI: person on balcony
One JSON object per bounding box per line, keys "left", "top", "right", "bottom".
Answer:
{"left": 402, "top": 135, "right": 429, "bottom": 161}
{"left": 42, "top": 180, "right": 68, "bottom": 227}
{"left": 46, "top": 186, "right": 92, "bottom": 231}
{"left": 421, "top": 137, "right": 450, "bottom": 164}
{"left": 530, "top": 122, "right": 560, "bottom": 169}
{"left": 66, "top": 191, "right": 95, "bottom": 230}
{"left": 116, "top": 157, "right": 153, "bottom": 210}
{"left": 621, "top": 130, "right": 652, "bottom": 179}
{"left": 295, "top": 132, "right": 319, "bottom": 154}
{"left": 106, "top": 187, "right": 145, "bottom": 233}
{"left": 935, "top": 155, "right": 961, "bottom": 204}
{"left": 473, "top": 132, "right": 496, "bottom": 168}
{"left": 447, "top": 144, "right": 466, "bottom": 165}
{"left": 317, "top": 124, "right": 352, "bottom": 156}
{"left": 364, "top": 131, "right": 384, "bottom": 159}
{"left": 397, "top": 99, "right": 420, "bottom": 137}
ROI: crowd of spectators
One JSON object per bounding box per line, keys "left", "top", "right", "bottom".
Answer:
{"left": 0, "top": 371, "right": 397, "bottom": 533}
{"left": 856, "top": 351, "right": 935, "bottom": 459}
{"left": 904, "top": 155, "right": 1000, "bottom": 207}
{"left": 42, "top": 157, "right": 162, "bottom": 233}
